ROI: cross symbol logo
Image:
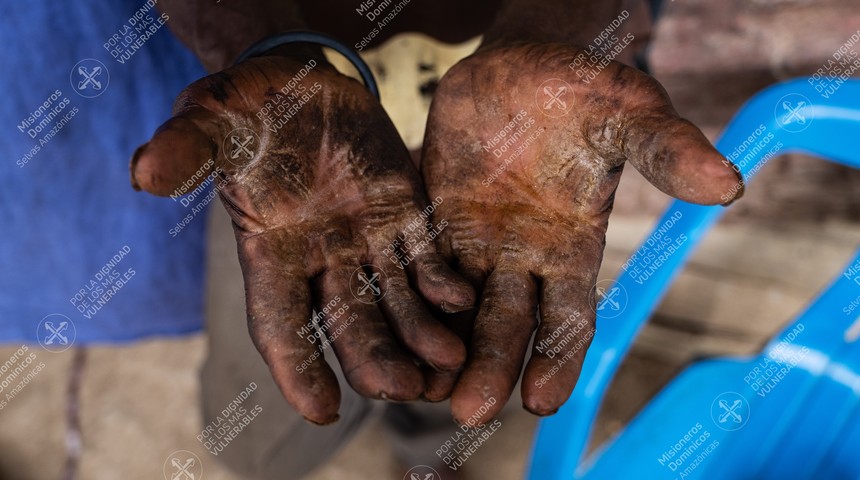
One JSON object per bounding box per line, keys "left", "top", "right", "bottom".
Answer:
{"left": 38, "top": 314, "right": 76, "bottom": 352}
{"left": 590, "top": 280, "right": 627, "bottom": 318}
{"left": 357, "top": 272, "right": 381, "bottom": 297}
{"left": 542, "top": 85, "right": 569, "bottom": 111}
{"left": 350, "top": 265, "right": 388, "bottom": 304}
{"left": 710, "top": 392, "right": 749, "bottom": 431}
{"left": 170, "top": 458, "right": 196, "bottom": 480}
{"left": 536, "top": 79, "right": 574, "bottom": 117}
{"left": 718, "top": 399, "right": 743, "bottom": 424}
{"left": 70, "top": 59, "right": 110, "bottom": 98}
{"left": 403, "top": 466, "right": 441, "bottom": 480}
{"left": 781, "top": 101, "right": 807, "bottom": 125}
{"left": 596, "top": 286, "right": 621, "bottom": 311}
{"left": 77, "top": 66, "right": 103, "bottom": 91}
{"left": 44, "top": 321, "right": 70, "bottom": 345}
{"left": 775, "top": 94, "right": 813, "bottom": 133}
{"left": 163, "top": 451, "right": 202, "bottom": 480}
{"left": 230, "top": 135, "right": 255, "bottom": 159}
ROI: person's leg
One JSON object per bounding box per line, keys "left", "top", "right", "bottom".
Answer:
{"left": 383, "top": 401, "right": 456, "bottom": 469}
{"left": 202, "top": 205, "right": 377, "bottom": 480}
{"left": 383, "top": 380, "right": 524, "bottom": 473}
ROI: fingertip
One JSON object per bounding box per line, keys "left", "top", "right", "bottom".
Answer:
{"left": 627, "top": 113, "right": 746, "bottom": 206}
{"left": 718, "top": 161, "right": 746, "bottom": 206}
{"left": 305, "top": 413, "right": 340, "bottom": 426}
{"left": 422, "top": 367, "right": 459, "bottom": 402}
{"left": 521, "top": 374, "right": 568, "bottom": 417}
{"left": 443, "top": 277, "right": 477, "bottom": 311}
{"left": 450, "top": 376, "right": 508, "bottom": 427}
{"left": 429, "top": 336, "right": 466, "bottom": 372}
{"left": 346, "top": 358, "right": 424, "bottom": 402}
{"left": 130, "top": 115, "right": 215, "bottom": 196}
{"left": 522, "top": 399, "right": 560, "bottom": 417}
{"left": 694, "top": 148, "right": 746, "bottom": 206}
{"left": 451, "top": 392, "right": 502, "bottom": 427}
{"left": 269, "top": 362, "right": 342, "bottom": 426}
{"left": 129, "top": 144, "right": 145, "bottom": 191}
{"left": 412, "top": 255, "right": 476, "bottom": 311}
{"left": 440, "top": 295, "right": 475, "bottom": 314}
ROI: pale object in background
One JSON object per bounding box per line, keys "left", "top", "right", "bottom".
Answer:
{"left": 327, "top": 34, "right": 480, "bottom": 150}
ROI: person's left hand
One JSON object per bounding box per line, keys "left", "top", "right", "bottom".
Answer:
{"left": 421, "top": 42, "right": 743, "bottom": 424}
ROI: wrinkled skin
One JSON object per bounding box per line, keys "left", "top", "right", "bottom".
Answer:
{"left": 130, "top": 55, "right": 476, "bottom": 425}
{"left": 421, "top": 43, "right": 743, "bottom": 424}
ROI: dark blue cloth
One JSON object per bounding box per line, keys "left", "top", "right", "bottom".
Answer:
{"left": 0, "top": 2, "right": 209, "bottom": 343}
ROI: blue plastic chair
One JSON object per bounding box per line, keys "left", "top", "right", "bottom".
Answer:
{"left": 528, "top": 78, "right": 860, "bottom": 480}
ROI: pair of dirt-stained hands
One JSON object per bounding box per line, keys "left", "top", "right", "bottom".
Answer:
{"left": 129, "top": 39, "right": 742, "bottom": 426}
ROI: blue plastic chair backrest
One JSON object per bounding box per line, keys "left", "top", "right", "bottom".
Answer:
{"left": 706, "top": 245, "right": 860, "bottom": 479}
{"left": 528, "top": 78, "right": 860, "bottom": 480}
{"left": 563, "top": 244, "right": 860, "bottom": 479}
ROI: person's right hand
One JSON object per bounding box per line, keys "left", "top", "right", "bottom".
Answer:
{"left": 130, "top": 52, "right": 475, "bottom": 424}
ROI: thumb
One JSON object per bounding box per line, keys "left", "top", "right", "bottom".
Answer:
{"left": 130, "top": 106, "right": 219, "bottom": 196}
{"left": 623, "top": 107, "right": 744, "bottom": 205}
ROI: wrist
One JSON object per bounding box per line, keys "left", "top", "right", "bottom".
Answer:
{"left": 252, "top": 43, "right": 329, "bottom": 68}
{"left": 235, "top": 32, "right": 380, "bottom": 99}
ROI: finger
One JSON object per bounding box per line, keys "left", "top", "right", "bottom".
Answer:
{"left": 317, "top": 264, "right": 424, "bottom": 401}
{"left": 521, "top": 274, "right": 596, "bottom": 416}
{"left": 451, "top": 269, "right": 538, "bottom": 426}
{"left": 237, "top": 231, "right": 341, "bottom": 425}
{"left": 371, "top": 261, "right": 467, "bottom": 372}
{"left": 423, "top": 368, "right": 460, "bottom": 402}
{"left": 386, "top": 203, "right": 476, "bottom": 312}
{"left": 624, "top": 106, "right": 744, "bottom": 205}
{"left": 421, "top": 308, "right": 475, "bottom": 402}
{"left": 449, "top": 239, "right": 492, "bottom": 292}
{"left": 420, "top": 248, "right": 488, "bottom": 401}
{"left": 407, "top": 251, "right": 476, "bottom": 314}
{"left": 130, "top": 106, "right": 219, "bottom": 196}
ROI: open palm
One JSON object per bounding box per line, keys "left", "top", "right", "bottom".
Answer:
{"left": 422, "top": 43, "right": 742, "bottom": 423}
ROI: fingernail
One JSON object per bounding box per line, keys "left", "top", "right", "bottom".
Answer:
{"left": 720, "top": 166, "right": 745, "bottom": 207}
{"left": 523, "top": 402, "right": 559, "bottom": 417}
{"left": 441, "top": 300, "right": 471, "bottom": 313}
{"left": 129, "top": 143, "right": 147, "bottom": 191}
{"left": 305, "top": 413, "right": 340, "bottom": 426}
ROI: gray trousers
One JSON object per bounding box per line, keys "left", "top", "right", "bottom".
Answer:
{"left": 201, "top": 206, "right": 456, "bottom": 479}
